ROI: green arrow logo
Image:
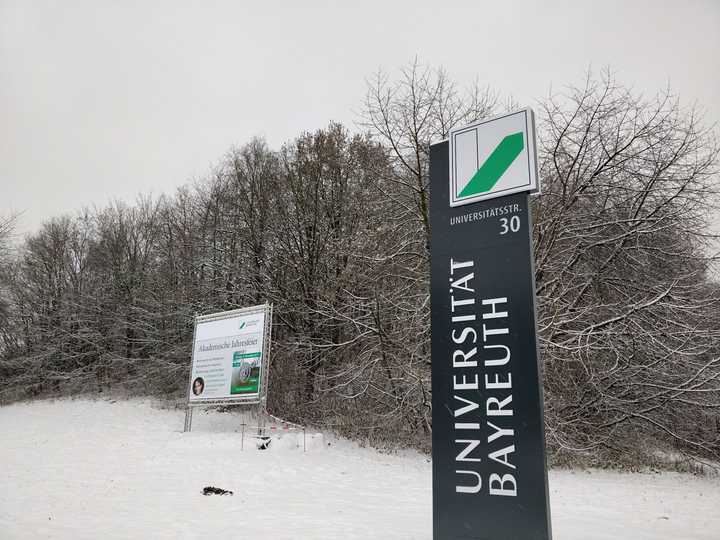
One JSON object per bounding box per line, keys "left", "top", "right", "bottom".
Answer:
{"left": 458, "top": 132, "right": 524, "bottom": 197}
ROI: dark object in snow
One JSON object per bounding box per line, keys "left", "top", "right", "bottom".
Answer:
{"left": 203, "top": 486, "right": 233, "bottom": 496}
{"left": 257, "top": 436, "right": 271, "bottom": 450}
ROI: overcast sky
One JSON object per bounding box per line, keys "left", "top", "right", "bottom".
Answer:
{"left": 2, "top": 0, "right": 719, "bottom": 238}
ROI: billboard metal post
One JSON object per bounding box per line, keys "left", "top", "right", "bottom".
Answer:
{"left": 429, "top": 109, "right": 552, "bottom": 539}
{"left": 183, "top": 311, "right": 199, "bottom": 433}
{"left": 256, "top": 303, "right": 273, "bottom": 435}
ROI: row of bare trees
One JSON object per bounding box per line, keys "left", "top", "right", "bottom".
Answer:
{"left": 1, "top": 64, "right": 719, "bottom": 464}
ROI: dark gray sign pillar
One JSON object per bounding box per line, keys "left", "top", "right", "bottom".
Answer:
{"left": 430, "top": 141, "right": 552, "bottom": 540}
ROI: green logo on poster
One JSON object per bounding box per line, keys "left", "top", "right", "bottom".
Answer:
{"left": 459, "top": 132, "right": 524, "bottom": 197}
{"left": 239, "top": 321, "right": 246, "bottom": 329}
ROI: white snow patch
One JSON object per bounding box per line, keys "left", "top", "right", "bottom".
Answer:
{"left": 1, "top": 399, "right": 719, "bottom": 539}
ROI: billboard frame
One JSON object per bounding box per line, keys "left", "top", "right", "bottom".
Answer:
{"left": 183, "top": 303, "right": 273, "bottom": 432}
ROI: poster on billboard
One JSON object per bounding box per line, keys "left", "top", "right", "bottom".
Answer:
{"left": 187, "top": 304, "right": 272, "bottom": 406}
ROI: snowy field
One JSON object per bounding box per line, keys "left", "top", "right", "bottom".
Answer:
{"left": 2, "top": 399, "right": 719, "bottom": 540}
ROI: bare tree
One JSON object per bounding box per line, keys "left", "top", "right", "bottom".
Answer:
{"left": 352, "top": 60, "right": 507, "bottom": 443}
{"left": 0, "top": 213, "right": 20, "bottom": 356}
{"left": 534, "top": 71, "right": 720, "bottom": 463}
{"left": 361, "top": 58, "right": 504, "bottom": 246}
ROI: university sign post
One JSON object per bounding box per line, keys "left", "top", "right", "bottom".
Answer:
{"left": 430, "top": 109, "right": 552, "bottom": 539}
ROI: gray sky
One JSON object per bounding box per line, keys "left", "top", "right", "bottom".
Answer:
{"left": 2, "top": 0, "right": 719, "bottom": 238}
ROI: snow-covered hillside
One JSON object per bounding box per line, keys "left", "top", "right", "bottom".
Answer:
{"left": 2, "top": 399, "right": 719, "bottom": 539}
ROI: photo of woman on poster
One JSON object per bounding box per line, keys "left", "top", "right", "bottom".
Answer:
{"left": 192, "top": 377, "right": 205, "bottom": 396}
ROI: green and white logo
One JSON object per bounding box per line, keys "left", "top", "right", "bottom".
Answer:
{"left": 449, "top": 108, "right": 539, "bottom": 207}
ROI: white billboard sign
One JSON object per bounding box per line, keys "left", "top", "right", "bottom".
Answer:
{"left": 187, "top": 304, "right": 272, "bottom": 406}
{"left": 449, "top": 107, "right": 539, "bottom": 207}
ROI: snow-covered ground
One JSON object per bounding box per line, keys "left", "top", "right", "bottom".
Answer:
{"left": 1, "top": 399, "right": 719, "bottom": 540}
